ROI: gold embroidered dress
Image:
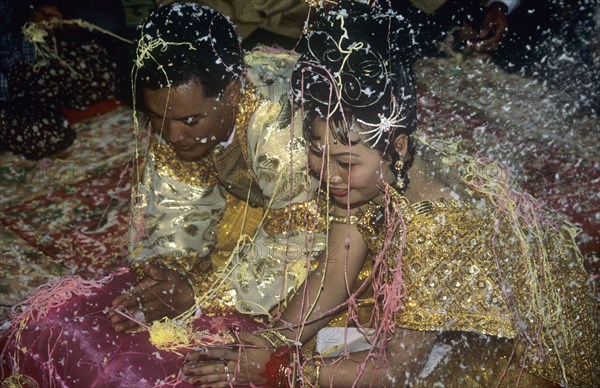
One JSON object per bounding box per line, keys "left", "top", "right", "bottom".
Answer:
{"left": 320, "top": 149, "right": 598, "bottom": 387}
{"left": 354, "top": 194, "right": 598, "bottom": 386}
{"left": 128, "top": 49, "right": 326, "bottom": 316}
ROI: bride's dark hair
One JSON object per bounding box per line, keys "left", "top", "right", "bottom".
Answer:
{"left": 292, "top": 0, "right": 417, "bottom": 185}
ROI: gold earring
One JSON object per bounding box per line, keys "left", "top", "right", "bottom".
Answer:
{"left": 394, "top": 159, "right": 406, "bottom": 191}
{"left": 394, "top": 160, "right": 404, "bottom": 172}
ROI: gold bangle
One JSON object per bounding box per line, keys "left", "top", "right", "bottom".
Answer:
{"left": 316, "top": 363, "right": 321, "bottom": 386}
{"left": 259, "top": 330, "right": 289, "bottom": 347}
{"left": 301, "top": 360, "right": 322, "bottom": 386}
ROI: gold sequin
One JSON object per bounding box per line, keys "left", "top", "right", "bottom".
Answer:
{"left": 151, "top": 139, "right": 219, "bottom": 188}
{"left": 234, "top": 83, "right": 260, "bottom": 168}
{"left": 262, "top": 198, "right": 327, "bottom": 237}
{"left": 363, "top": 199, "right": 517, "bottom": 338}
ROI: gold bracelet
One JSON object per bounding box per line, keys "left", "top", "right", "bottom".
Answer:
{"left": 259, "top": 330, "right": 289, "bottom": 347}
{"left": 301, "top": 359, "right": 322, "bottom": 386}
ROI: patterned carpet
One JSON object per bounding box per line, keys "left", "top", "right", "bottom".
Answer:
{"left": 415, "top": 56, "right": 600, "bottom": 259}
{"left": 0, "top": 103, "right": 138, "bottom": 319}
{"left": 1, "top": 56, "right": 598, "bottom": 322}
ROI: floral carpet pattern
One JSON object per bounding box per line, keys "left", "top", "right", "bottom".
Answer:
{"left": 415, "top": 56, "right": 600, "bottom": 259}
{"left": 1, "top": 105, "right": 138, "bottom": 318}
{"left": 1, "top": 57, "right": 598, "bottom": 323}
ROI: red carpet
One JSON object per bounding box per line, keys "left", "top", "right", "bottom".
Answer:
{"left": 0, "top": 165, "right": 131, "bottom": 277}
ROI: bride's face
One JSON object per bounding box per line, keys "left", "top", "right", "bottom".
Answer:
{"left": 307, "top": 117, "right": 395, "bottom": 208}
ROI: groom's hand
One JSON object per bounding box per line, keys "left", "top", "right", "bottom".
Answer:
{"left": 108, "top": 264, "right": 194, "bottom": 332}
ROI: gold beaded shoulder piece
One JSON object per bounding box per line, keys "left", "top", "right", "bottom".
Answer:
{"left": 356, "top": 184, "right": 459, "bottom": 238}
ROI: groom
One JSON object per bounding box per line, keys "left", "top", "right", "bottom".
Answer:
{"left": 110, "top": 2, "right": 325, "bottom": 332}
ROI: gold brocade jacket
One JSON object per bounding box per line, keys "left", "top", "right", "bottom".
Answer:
{"left": 128, "top": 49, "right": 327, "bottom": 316}
{"left": 327, "top": 192, "right": 598, "bottom": 387}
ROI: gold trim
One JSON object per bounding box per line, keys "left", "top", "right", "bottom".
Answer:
{"left": 234, "top": 82, "right": 260, "bottom": 168}
{"left": 328, "top": 214, "right": 359, "bottom": 225}
{"left": 151, "top": 137, "right": 219, "bottom": 187}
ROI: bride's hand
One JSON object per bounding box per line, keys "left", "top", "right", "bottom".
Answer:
{"left": 182, "top": 331, "right": 274, "bottom": 386}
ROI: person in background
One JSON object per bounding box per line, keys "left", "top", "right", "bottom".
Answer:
{"left": 0, "top": 0, "right": 117, "bottom": 160}
{"left": 155, "top": 0, "right": 309, "bottom": 50}
{"left": 384, "top": 0, "right": 520, "bottom": 65}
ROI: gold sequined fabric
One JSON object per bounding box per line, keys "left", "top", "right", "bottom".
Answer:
{"left": 211, "top": 193, "right": 264, "bottom": 268}
{"left": 352, "top": 191, "right": 598, "bottom": 387}
{"left": 152, "top": 137, "right": 219, "bottom": 187}
{"left": 211, "top": 83, "right": 264, "bottom": 207}
{"left": 262, "top": 198, "right": 328, "bottom": 237}
{"left": 358, "top": 197, "right": 516, "bottom": 338}
{"left": 194, "top": 270, "right": 239, "bottom": 316}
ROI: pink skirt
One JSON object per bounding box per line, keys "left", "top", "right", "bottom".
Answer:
{"left": 1, "top": 268, "right": 262, "bottom": 387}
